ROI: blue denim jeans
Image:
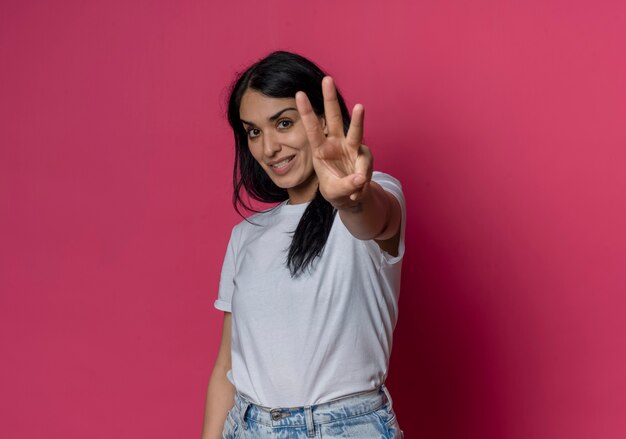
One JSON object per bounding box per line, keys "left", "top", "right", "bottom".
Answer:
{"left": 221, "top": 384, "right": 403, "bottom": 438}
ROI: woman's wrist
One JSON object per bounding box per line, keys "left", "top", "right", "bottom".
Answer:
{"left": 332, "top": 198, "right": 364, "bottom": 213}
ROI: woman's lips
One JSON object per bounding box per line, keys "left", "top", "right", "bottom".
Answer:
{"left": 268, "top": 155, "right": 295, "bottom": 175}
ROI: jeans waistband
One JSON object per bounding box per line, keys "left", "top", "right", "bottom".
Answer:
{"left": 234, "top": 384, "right": 393, "bottom": 435}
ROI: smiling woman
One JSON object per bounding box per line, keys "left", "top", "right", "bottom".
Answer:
{"left": 201, "top": 51, "right": 406, "bottom": 439}
{"left": 239, "top": 91, "right": 319, "bottom": 204}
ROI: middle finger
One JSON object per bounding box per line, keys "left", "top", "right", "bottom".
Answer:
{"left": 322, "top": 76, "right": 345, "bottom": 138}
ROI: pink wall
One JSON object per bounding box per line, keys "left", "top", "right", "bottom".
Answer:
{"left": 1, "top": 1, "right": 625, "bottom": 438}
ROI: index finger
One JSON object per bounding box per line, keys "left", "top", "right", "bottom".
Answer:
{"left": 295, "top": 90, "right": 326, "bottom": 149}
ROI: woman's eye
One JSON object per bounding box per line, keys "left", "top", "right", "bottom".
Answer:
{"left": 247, "top": 128, "right": 261, "bottom": 139}
{"left": 277, "top": 119, "right": 292, "bottom": 129}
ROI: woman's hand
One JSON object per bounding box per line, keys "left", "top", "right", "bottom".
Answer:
{"left": 295, "top": 76, "right": 373, "bottom": 209}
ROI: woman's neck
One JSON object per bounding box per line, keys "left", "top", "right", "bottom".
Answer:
{"left": 287, "top": 174, "right": 318, "bottom": 205}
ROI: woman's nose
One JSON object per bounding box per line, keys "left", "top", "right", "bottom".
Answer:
{"left": 263, "top": 132, "right": 281, "bottom": 156}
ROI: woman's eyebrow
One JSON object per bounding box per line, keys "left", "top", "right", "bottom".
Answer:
{"left": 240, "top": 107, "right": 298, "bottom": 126}
{"left": 268, "top": 107, "right": 298, "bottom": 121}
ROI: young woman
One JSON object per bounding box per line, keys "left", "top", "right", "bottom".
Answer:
{"left": 201, "top": 51, "right": 406, "bottom": 439}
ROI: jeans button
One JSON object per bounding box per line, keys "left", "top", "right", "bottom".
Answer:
{"left": 271, "top": 410, "right": 282, "bottom": 421}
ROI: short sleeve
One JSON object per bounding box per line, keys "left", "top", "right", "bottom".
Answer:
{"left": 371, "top": 171, "right": 406, "bottom": 265}
{"left": 213, "top": 225, "right": 238, "bottom": 312}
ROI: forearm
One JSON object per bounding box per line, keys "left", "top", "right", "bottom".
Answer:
{"left": 337, "top": 182, "right": 401, "bottom": 241}
{"left": 201, "top": 365, "right": 236, "bottom": 439}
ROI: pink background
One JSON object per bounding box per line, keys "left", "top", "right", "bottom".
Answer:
{"left": 1, "top": 0, "right": 625, "bottom": 438}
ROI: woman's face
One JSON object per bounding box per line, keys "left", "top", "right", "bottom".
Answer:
{"left": 239, "top": 89, "right": 325, "bottom": 204}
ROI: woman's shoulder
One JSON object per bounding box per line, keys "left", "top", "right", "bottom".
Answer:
{"left": 372, "top": 171, "right": 402, "bottom": 188}
{"left": 371, "top": 171, "right": 404, "bottom": 207}
{"left": 231, "top": 200, "right": 290, "bottom": 234}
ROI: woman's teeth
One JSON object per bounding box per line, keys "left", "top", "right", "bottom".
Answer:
{"left": 271, "top": 157, "right": 293, "bottom": 168}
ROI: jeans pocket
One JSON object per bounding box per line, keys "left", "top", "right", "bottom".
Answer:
{"left": 373, "top": 402, "right": 402, "bottom": 439}
{"left": 221, "top": 407, "right": 240, "bottom": 439}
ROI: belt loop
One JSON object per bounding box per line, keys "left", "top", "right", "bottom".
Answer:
{"left": 239, "top": 400, "right": 251, "bottom": 430}
{"left": 381, "top": 383, "right": 393, "bottom": 407}
{"left": 304, "top": 406, "right": 315, "bottom": 437}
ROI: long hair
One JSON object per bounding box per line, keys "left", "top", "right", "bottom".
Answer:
{"left": 226, "top": 51, "right": 351, "bottom": 277}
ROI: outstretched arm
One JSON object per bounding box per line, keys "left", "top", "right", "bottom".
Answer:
{"left": 336, "top": 181, "right": 402, "bottom": 253}
{"left": 295, "top": 76, "right": 402, "bottom": 253}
